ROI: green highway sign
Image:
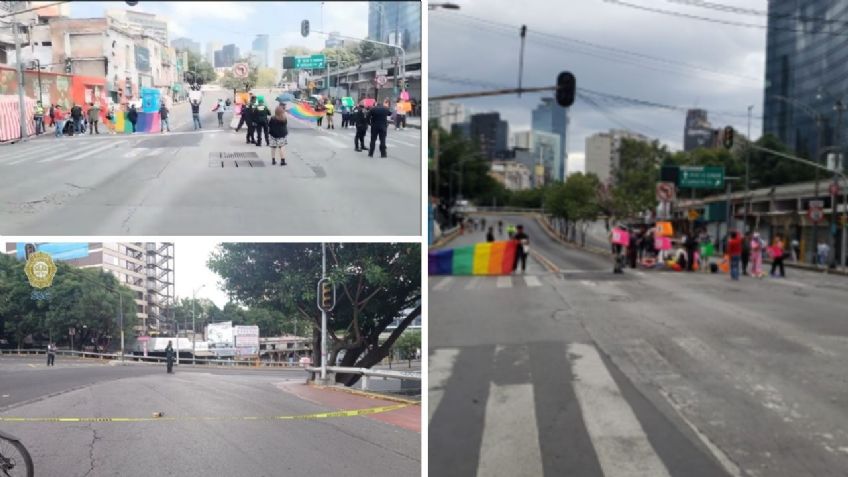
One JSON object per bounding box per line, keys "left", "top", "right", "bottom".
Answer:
{"left": 678, "top": 166, "right": 724, "bottom": 189}
{"left": 293, "top": 54, "right": 326, "bottom": 70}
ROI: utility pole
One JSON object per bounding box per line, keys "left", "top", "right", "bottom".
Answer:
{"left": 744, "top": 105, "right": 753, "bottom": 230}
{"left": 13, "top": 17, "right": 28, "bottom": 142}
{"left": 320, "top": 243, "right": 328, "bottom": 381}
{"left": 518, "top": 25, "right": 527, "bottom": 98}
{"left": 830, "top": 101, "right": 844, "bottom": 268}
{"left": 119, "top": 293, "right": 124, "bottom": 364}
{"left": 813, "top": 115, "right": 824, "bottom": 264}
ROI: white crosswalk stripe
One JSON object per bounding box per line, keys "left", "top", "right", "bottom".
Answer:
{"left": 3, "top": 142, "right": 69, "bottom": 165}
{"left": 524, "top": 275, "right": 542, "bottom": 287}
{"left": 430, "top": 343, "right": 674, "bottom": 476}
{"left": 433, "top": 277, "right": 454, "bottom": 291}
{"left": 496, "top": 276, "right": 511, "bottom": 288}
{"left": 63, "top": 140, "right": 128, "bottom": 162}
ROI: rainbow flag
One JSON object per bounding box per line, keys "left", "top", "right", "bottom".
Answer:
{"left": 429, "top": 241, "right": 518, "bottom": 276}
{"left": 287, "top": 102, "right": 323, "bottom": 121}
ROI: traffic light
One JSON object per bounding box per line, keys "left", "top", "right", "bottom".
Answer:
{"left": 555, "top": 71, "right": 576, "bottom": 107}
{"left": 64, "top": 58, "right": 72, "bottom": 74}
{"left": 722, "top": 126, "right": 734, "bottom": 149}
{"left": 317, "top": 278, "right": 335, "bottom": 311}
{"left": 301, "top": 20, "right": 310, "bottom": 38}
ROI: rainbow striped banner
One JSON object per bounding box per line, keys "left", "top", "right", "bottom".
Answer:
{"left": 287, "top": 102, "right": 323, "bottom": 121}
{"left": 429, "top": 241, "right": 518, "bottom": 276}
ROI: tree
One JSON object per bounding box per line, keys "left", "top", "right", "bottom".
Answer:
{"left": 256, "top": 67, "right": 278, "bottom": 88}
{"left": 207, "top": 243, "right": 421, "bottom": 386}
{"left": 610, "top": 139, "right": 671, "bottom": 219}
{"left": 0, "top": 253, "right": 135, "bottom": 350}
{"left": 747, "top": 133, "right": 816, "bottom": 187}
{"left": 431, "top": 126, "right": 508, "bottom": 209}
{"left": 321, "top": 46, "right": 359, "bottom": 70}
{"left": 394, "top": 330, "right": 420, "bottom": 367}
{"left": 178, "top": 49, "right": 216, "bottom": 84}
{"left": 356, "top": 41, "right": 396, "bottom": 63}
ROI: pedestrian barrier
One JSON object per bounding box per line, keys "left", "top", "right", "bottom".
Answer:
{"left": 304, "top": 365, "right": 421, "bottom": 391}
{"left": 0, "top": 349, "right": 306, "bottom": 368}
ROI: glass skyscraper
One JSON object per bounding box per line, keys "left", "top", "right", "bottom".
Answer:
{"left": 763, "top": 1, "right": 848, "bottom": 163}
{"left": 368, "top": 2, "right": 421, "bottom": 52}
{"left": 532, "top": 98, "right": 569, "bottom": 181}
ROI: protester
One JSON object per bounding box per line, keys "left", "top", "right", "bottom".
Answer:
{"left": 46, "top": 342, "right": 56, "bottom": 366}
{"left": 87, "top": 102, "right": 100, "bottom": 135}
{"left": 352, "top": 104, "right": 369, "bottom": 152}
{"left": 47, "top": 103, "right": 55, "bottom": 130}
{"left": 486, "top": 227, "right": 495, "bottom": 242}
{"left": 769, "top": 235, "right": 786, "bottom": 278}
{"left": 341, "top": 104, "right": 350, "bottom": 128}
{"left": 268, "top": 104, "right": 288, "bottom": 166}
{"left": 368, "top": 98, "right": 392, "bottom": 158}
{"left": 105, "top": 103, "right": 116, "bottom": 134}
{"left": 741, "top": 231, "right": 751, "bottom": 276}
{"left": 53, "top": 105, "right": 65, "bottom": 138}
{"left": 324, "top": 99, "right": 335, "bottom": 129}
{"left": 70, "top": 103, "right": 83, "bottom": 135}
{"left": 395, "top": 98, "right": 407, "bottom": 130}
{"left": 34, "top": 101, "right": 45, "bottom": 135}
{"left": 628, "top": 229, "right": 639, "bottom": 268}
{"left": 243, "top": 96, "right": 256, "bottom": 143}
{"left": 213, "top": 98, "right": 225, "bottom": 127}
{"left": 156, "top": 103, "right": 169, "bottom": 133}
{"left": 727, "top": 230, "right": 743, "bottom": 280}
{"left": 750, "top": 232, "right": 765, "bottom": 278}
{"left": 513, "top": 225, "right": 530, "bottom": 273}
{"left": 235, "top": 94, "right": 255, "bottom": 137}
{"left": 127, "top": 104, "right": 139, "bottom": 133}
{"left": 817, "top": 241, "right": 830, "bottom": 268}
{"left": 190, "top": 100, "right": 201, "bottom": 130}
{"left": 165, "top": 340, "right": 175, "bottom": 373}
{"left": 252, "top": 97, "right": 271, "bottom": 147}
{"left": 791, "top": 237, "right": 801, "bottom": 262}
{"left": 315, "top": 100, "right": 325, "bottom": 128}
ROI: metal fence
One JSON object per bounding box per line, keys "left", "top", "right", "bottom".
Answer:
{"left": 0, "top": 349, "right": 308, "bottom": 368}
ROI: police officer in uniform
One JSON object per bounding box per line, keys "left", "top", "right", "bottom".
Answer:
{"left": 368, "top": 98, "right": 392, "bottom": 158}
{"left": 252, "top": 97, "right": 271, "bottom": 147}
{"left": 352, "top": 104, "right": 369, "bottom": 152}
{"left": 244, "top": 95, "right": 257, "bottom": 144}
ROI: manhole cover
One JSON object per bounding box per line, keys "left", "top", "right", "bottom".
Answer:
{"left": 209, "top": 152, "right": 260, "bottom": 160}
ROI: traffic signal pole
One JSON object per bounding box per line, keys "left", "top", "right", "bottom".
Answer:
{"left": 320, "top": 243, "right": 327, "bottom": 381}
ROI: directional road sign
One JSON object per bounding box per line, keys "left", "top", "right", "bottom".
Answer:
{"left": 678, "top": 166, "right": 725, "bottom": 189}
{"left": 293, "top": 54, "right": 326, "bottom": 70}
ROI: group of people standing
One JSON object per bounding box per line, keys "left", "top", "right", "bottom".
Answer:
{"left": 235, "top": 94, "right": 289, "bottom": 166}
{"left": 38, "top": 101, "right": 118, "bottom": 137}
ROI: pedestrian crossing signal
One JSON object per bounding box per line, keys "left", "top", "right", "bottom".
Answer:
{"left": 317, "top": 278, "right": 335, "bottom": 312}
{"left": 722, "top": 126, "right": 734, "bottom": 149}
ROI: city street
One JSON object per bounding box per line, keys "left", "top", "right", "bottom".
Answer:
{"left": 0, "top": 89, "right": 421, "bottom": 235}
{"left": 429, "top": 215, "right": 848, "bottom": 477}
{"left": 0, "top": 355, "right": 420, "bottom": 476}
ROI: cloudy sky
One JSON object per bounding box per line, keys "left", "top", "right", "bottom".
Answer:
{"left": 69, "top": 1, "right": 370, "bottom": 57}
{"left": 173, "top": 240, "right": 228, "bottom": 308}
{"left": 430, "top": 0, "right": 768, "bottom": 173}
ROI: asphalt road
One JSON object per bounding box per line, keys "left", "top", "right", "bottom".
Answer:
{"left": 430, "top": 215, "right": 848, "bottom": 477}
{"left": 0, "top": 89, "right": 421, "bottom": 235}
{"left": 0, "top": 356, "right": 419, "bottom": 476}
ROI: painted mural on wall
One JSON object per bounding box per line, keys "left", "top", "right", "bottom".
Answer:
{"left": 113, "top": 87, "right": 161, "bottom": 133}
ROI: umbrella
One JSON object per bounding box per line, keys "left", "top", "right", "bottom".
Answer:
{"left": 276, "top": 93, "right": 295, "bottom": 103}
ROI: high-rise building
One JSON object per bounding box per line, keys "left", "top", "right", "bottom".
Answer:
{"left": 684, "top": 109, "right": 715, "bottom": 151}
{"left": 214, "top": 44, "right": 240, "bottom": 68}
{"left": 4, "top": 243, "right": 174, "bottom": 336}
{"left": 532, "top": 98, "right": 569, "bottom": 181}
{"left": 171, "top": 37, "right": 201, "bottom": 56}
{"left": 430, "top": 101, "right": 466, "bottom": 132}
{"left": 532, "top": 131, "right": 562, "bottom": 186}
{"left": 513, "top": 131, "right": 533, "bottom": 150}
{"left": 763, "top": 1, "right": 848, "bottom": 162}
{"left": 469, "top": 113, "right": 509, "bottom": 160}
{"left": 368, "top": 2, "right": 421, "bottom": 52}
{"left": 585, "top": 129, "right": 650, "bottom": 185}
{"left": 251, "top": 34, "right": 269, "bottom": 68}
{"left": 206, "top": 41, "right": 222, "bottom": 66}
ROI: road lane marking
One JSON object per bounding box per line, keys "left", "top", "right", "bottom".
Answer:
{"left": 319, "top": 135, "right": 348, "bottom": 149}
{"left": 496, "top": 276, "right": 512, "bottom": 288}
{"left": 477, "top": 378, "right": 543, "bottom": 476}
{"left": 428, "top": 348, "right": 460, "bottom": 424}
{"left": 5, "top": 143, "right": 69, "bottom": 164}
{"left": 568, "top": 343, "right": 672, "bottom": 477}
{"left": 465, "top": 277, "right": 482, "bottom": 290}
{"left": 524, "top": 275, "right": 542, "bottom": 287}
{"left": 579, "top": 280, "right": 598, "bottom": 287}
{"left": 0, "top": 403, "right": 410, "bottom": 423}
{"left": 62, "top": 141, "right": 128, "bottom": 162}
{"left": 433, "top": 277, "right": 454, "bottom": 291}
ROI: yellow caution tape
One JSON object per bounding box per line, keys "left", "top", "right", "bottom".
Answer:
{"left": 0, "top": 403, "right": 409, "bottom": 423}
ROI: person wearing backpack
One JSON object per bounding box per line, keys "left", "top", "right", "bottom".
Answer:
{"left": 268, "top": 104, "right": 288, "bottom": 166}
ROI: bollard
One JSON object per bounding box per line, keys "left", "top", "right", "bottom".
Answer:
{"left": 361, "top": 375, "right": 368, "bottom": 390}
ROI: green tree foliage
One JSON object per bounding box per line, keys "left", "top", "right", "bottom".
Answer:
{"left": 219, "top": 57, "right": 258, "bottom": 91}
{"left": 0, "top": 254, "right": 135, "bottom": 350}
{"left": 394, "top": 330, "right": 420, "bottom": 367}
{"left": 545, "top": 173, "right": 602, "bottom": 244}
{"left": 356, "top": 41, "right": 395, "bottom": 62}
{"left": 321, "top": 46, "right": 359, "bottom": 70}
{"left": 431, "top": 127, "right": 508, "bottom": 208}
{"left": 207, "top": 243, "right": 421, "bottom": 386}
{"left": 747, "top": 133, "right": 817, "bottom": 187}
{"left": 256, "top": 67, "right": 278, "bottom": 88}
{"left": 611, "top": 139, "right": 671, "bottom": 218}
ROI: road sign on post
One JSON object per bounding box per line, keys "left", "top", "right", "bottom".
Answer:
{"left": 808, "top": 200, "right": 825, "bottom": 223}
{"left": 293, "top": 54, "right": 326, "bottom": 70}
{"left": 656, "top": 182, "right": 676, "bottom": 202}
{"left": 678, "top": 166, "right": 725, "bottom": 189}
{"left": 233, "top": 63, "right": 248, "bottom": 78}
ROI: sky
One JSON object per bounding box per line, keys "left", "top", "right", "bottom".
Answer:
{"left": 69, "top": 1, "right": 371, "bottom": 58}
{"left": 173, "top": 240, "right": 228, "bottom": 308}
{"left": 430, "top": 0, "right": 768, "bottom": 173}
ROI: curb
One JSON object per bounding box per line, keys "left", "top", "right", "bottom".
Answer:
{"left": 534, "top": 214, "right": 612, "bottom": 258}
{"left": 429, "top": 228, "right": 462, "bottom": 249}
{"left": 309, "top": 382, "right": 421, "bottom": 405}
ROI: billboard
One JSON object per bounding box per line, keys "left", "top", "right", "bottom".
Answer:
{"left": 234, "top": 325, "right": 259, "bottom": 357}
{"left": 15, "top": 243, "right": 89, "bottom": 261}
{"left": 207, "top": 321, "right": 234, "bottom": 349}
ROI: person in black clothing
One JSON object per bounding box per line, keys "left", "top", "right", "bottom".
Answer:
{"left": 741, "top": 231, "right": 752, "bottom": 276}
{"left": 352, "top": 104, "right": 369, "bottom": 151}
{"left": 486, "top": 227, "right": 495, "bottom": 242}
{"left": 165, "top": 341, "right": 175, "bottom": 374}
{"left": 684, "top": 232, "right": 698, "bottom": 271}
{"left": 127, "top": 104, "right": 139, "bottom": 133}
{"left": 252, "top": 98, "right": 271, "bottom": 146}
{"left": 235, "top": 95, "right": 255, "bottom": 133}
{"left": 70, "top": 103, "right": 83, "bottom": 135}
{"left": 268, "top": 104, "right": 288, "bottom": 166}
{"left": 628, "top": 230, "right": 639, "bottom": 268}
{"left": 368, "top": 99, "right": 392, "bottom": 158}
{"left": 513, "top": 225, "right": 530, "bottom": 273}
{"left": 246, "top": 98, "right": 257, "bottom": 144}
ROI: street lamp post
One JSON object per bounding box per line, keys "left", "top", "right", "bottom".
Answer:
{"left": 119, "top": 293, "right": 124, "bottom": 364}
